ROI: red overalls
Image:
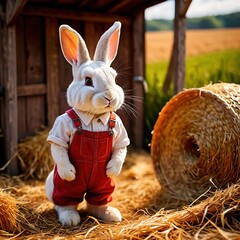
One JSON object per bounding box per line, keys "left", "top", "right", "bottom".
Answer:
{"left": 52, "top": 109, "right": 116, "bottom": 206}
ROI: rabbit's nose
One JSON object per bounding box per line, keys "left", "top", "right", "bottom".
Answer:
{"left": 104, "top": 97, "right": 112, "bottom": 107}
{"left": 104, "top": 97, "right": 112, "bottom": 102}
{"left": 104, "top": 90, "right": 114, "bottom": 100}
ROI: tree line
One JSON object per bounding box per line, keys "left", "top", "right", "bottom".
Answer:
{"left": 146, "top": 12, "right": 240, "bottom": 31}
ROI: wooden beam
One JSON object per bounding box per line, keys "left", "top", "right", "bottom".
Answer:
{"left": 180, "top": 0, "right": 192, "bottom": 17}
{"left": 45, "top": 18, "right": 60, "bottom": 126}
{"left": 77, "top": 0, "right": 93, "bottom": 7}
{"left": 17, "top": 84, "right": 46, "bottom": 97}
{"left": 22, "top": 6, "right": 131, "bottom": 25}
{"left": 108, "top": 0, "right": 130, "bottom": 13}
{"left": 3, "top": 24, "right": 18, "bottom": 175}
{"left": 138, "top": 0, "right": 168, "bottom": 11}
{"left": 109, "top": 0, "right": 169, "bottom": 14}
{"left": 7, "top": 0, "right": 28, "bottom": 26}
{"left": 132, "top": 10, "right": 145, "bottom": 148}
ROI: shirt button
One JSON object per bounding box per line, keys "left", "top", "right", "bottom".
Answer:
{"left": 97, "top": 118, "right": 101, "bottom": 122}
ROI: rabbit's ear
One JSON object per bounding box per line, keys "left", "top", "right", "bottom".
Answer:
{"left": 59, "top": 25, "right": 90, "bottom": 65}
{"left": 94, "top": 21, "right": 121, "bottom": 66}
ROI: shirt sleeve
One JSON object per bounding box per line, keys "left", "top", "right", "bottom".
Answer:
{"left": 113, "top": 115, "right": 130, "bottom": 150}
{"left": 47, "top": 114, "right": 71, "bottom": 148}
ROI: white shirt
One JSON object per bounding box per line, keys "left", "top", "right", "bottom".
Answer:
{"left": 47, "top": 108, "right": 130, "bottom": 151}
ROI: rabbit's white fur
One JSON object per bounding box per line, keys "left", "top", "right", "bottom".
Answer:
{"left": 45, "top": 22, "right": 129, "bottom": 226}
{"left": 67, "top": 61, "right": 124, "bottom": 115}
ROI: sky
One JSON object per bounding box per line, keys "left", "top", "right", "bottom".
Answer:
{"left": 145, "top": 0, "right": 240, "bottom": 20}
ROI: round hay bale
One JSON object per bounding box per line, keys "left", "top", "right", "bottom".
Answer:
{"left": 151, "top": 83, "right": 240, "bottom": 201}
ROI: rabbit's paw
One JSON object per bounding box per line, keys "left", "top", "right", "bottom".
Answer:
{"left": 57, "top": 162, "right": 76, "bottom": 181}
{"left": 87, "top": 204, "right": 122, "bottom": 222}
{"left": 106, "top": 158, "right": 123, "bottom": 177}
{"left": 56, "top": 206, "right": 80, "bottom": 226}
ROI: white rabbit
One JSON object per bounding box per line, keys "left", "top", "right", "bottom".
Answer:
{"left": 45, "top": 21, "right": 130, "bottom": 226}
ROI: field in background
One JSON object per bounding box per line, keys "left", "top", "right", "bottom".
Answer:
{"left": 144, "top": 28, "right": 240, "bottom": 147}
{"left": 145, "top": 28, "right": 240, "bottom": 63}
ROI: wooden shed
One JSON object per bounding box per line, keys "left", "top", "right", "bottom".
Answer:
{"left": 0, "top": 0, "right": 191, "bottom": 175}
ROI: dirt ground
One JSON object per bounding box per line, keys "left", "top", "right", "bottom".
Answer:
{"left": 146, "top": 28, "right": 240, "bottom": 63}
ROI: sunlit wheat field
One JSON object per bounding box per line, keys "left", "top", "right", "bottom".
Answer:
{"left": 146, "top": 28, "right": 240, "bottom": 63}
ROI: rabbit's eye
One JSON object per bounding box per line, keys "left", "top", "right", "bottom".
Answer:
{"left": 85, "top": 77, "right": 93, "bottom": 86}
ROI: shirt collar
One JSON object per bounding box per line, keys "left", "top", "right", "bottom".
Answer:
{"left": 98, "top": 112, "right": 111, "bottom": 126}
{"left": 73, "top": 108, "right": 110, "bottom": 126}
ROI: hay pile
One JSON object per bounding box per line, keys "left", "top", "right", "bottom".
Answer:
{"left": 117, "top": 182, "right": 240, "bottom": 239}
{"left": 0, "top": 190, "right": 22, "bottom": 234}
{"left": 151, "top": 83, "right": 240, "bottom": 201}
{"left": 0, "top": 150, "right": 240, "bottom": 239}
{"left": 17, "top": 128, "right": 53, "bottom": 180}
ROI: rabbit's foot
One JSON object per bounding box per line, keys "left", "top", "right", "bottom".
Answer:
{"left": 87, "top": 203, "right": 122, "bottom": 222}
{"left": 55, "top": 205, "right": 80, "bottom": 226}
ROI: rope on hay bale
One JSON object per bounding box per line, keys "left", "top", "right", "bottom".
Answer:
{"left": 151, "top": 83, "right": 240, "bottom": 201}
{"left": 17, "top": 128, "right": 53, "bottom": 180}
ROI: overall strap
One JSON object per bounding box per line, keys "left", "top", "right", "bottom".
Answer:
{"left": 66, "top": 108, "right": 82, "bottom": 134}
{"left": 108, "top": 112, "right": 116, "bottom": 135}
{"left": 66, "top": 109, "right": 116, "bottom": 135}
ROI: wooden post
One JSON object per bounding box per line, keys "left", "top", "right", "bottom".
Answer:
{"left": 163, "top": 0, "right": 192, "bottom": 94}
{"left": 3, "top": 23, "right": 18, "bottom": 175}
{"left": 162, "top": 44, "right": 174, "bottom": 93}
{"left": 132, "top": 10, "right": 145, "bottom": 148}
{"left": 46, "top": 18, "right": 60, "bottom": 126}
{"left": 173, "top": 0, "right": 186, "bottom": 94}
{"left": 0, "top": 3, "right": 5, "bottom": 163}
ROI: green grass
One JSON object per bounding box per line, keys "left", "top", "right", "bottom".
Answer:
{"left": 144, "top": 49, "right": 240, "bottom": 148}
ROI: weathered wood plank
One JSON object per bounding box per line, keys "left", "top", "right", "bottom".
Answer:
{"left": 132, "top": 10, "right": 145, "bottom": 148}
{"left": 46, "top": 18, "right": 59, "bottom": 126}
{"left": 27, "top": 95, "right": 46, "bottom": 133}
{"left": 22, "top": 6, "right": 131, "bottom": 25}
{"left": 25, "top": 17, "right": 45, "bottom": 84}
{"left": 25, "top": 17, "right": 46, "bottom": 133}
{"left": 58, "top": 19, "right": 72, "bottom": 114}
{"left": 114, "top": 23, "right": 132, "bottom": 139}
{"left": 0, "top": 3, "right": 5, "bottom": 164}
{"left": 3, "top": 24, "right": 18, "bottom": 175}
{"left": 17, "top": 84, "right": 46, "bottom": 97}
{"left": 7, "top": 0, "right": 28, "bottom": 26}
{"left": 16, "top": 16, "right": 27, "bottom": 137}
{"left": 84, "top": 21, "right": 105, "bottom": 58}
{"left": 84, "top": 22, "right": 97, "bottom": 58}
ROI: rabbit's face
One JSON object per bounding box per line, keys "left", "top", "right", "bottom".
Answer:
{"left": 67, "top": 61, "right": 124, "bottom": 114}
